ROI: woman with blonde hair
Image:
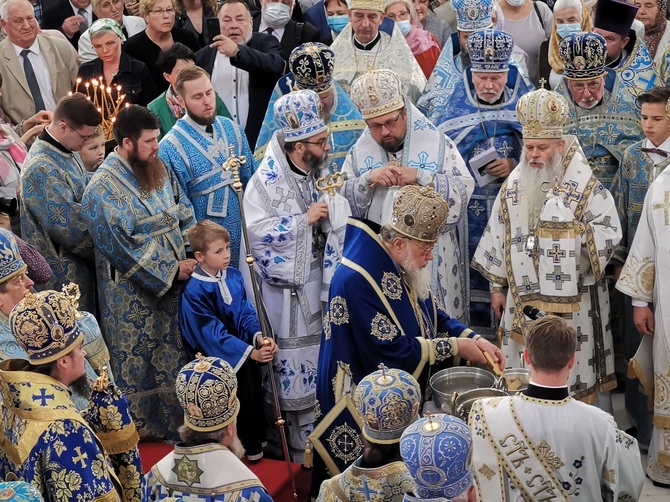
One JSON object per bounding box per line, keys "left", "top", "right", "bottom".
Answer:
{"left": 538, "top": 0, "right": 592, "bottom": 88}
{"left": 384, "top": 0, "right": 441, "bottom": 77}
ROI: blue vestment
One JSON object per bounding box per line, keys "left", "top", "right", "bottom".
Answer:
{"left": 180, "top": 265, "right": 260, "bottom": 371}
{"left": 555, "top": 69, "right": 644, "bottom": 191}
{"left": 435, "top": 68, "right": 527, "bottom": 337}
{"left": 82, "top": 152, "right": 195, "bottom": 440}
{"left": 20, "top": 137, "right": 96, "bottom": 314}
{"left": 159, "top": 116, "right": 255, "bottom": 268}
{"left": 253, "top": 74, "right": 366, "bottom": 172}
{"left": 316, "top": 218, "right": 477, "bottom": 419}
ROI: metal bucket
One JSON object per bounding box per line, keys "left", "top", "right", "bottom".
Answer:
{"left": 502, "top": 368, "right": 531, "bottom": 394}
{"left": 454, "top": 388, "right": 508, "bottom": 421}
{"left": 430, "top": 367, "right": 496, "bottom": 414}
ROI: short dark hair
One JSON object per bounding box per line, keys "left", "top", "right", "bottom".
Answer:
{"left": 173, "top": 66, "right": 211, "bottom": 97}
{"left": 53, "top": 93, "right": 102, "bottom": 127}
{"left": 524, "top": 315, "right": 577, "bottom": 372}
{"left": 218, "top": 0, "right": 251, "bottom": 14}
{"left": 113, "top": 105, "right": 160, "bottom": 145}
{"left": 157, "top": 42, "right": 196, "bottom": 74}
{"left": 637, "top": 86, "right": 670, "bottom": 107}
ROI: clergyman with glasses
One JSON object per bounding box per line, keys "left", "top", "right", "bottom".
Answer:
{"left": 20, "top": 93, "right": 102, "bottom": 314}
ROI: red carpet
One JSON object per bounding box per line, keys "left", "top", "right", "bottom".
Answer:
{"left": 138, "top": 442, "right": 311, "bottom": 502}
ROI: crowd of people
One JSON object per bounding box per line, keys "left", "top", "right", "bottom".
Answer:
{"left": 0, "top": 0, "right": 669, "bottom": 499}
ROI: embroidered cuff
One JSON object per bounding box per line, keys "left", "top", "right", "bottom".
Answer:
{"left": 490, "top": 283, "right": 505, "bottom": 294}
{"left": 458, "top": 328, "right": 476, "bottom": 339}
{"left": 415, "top": 168, "right": 429, "bottom": 185}
{"left": 433, "top": 338, "right": 457, "bottom": 362}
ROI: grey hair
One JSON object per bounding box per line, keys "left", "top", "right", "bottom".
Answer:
{"left": 379, "top": 224, "right": 407, "bottom": 244}
{"left": 383, "top": 0, "right": 417, "bottom": 22}
{"left": 0, "top": 0, "right": 33, "bottom": 20}
{"left": 553, "top": 0, "right": 584, "bottom": 16}
{"left": 178, "top": 424, "right": 229, "bottom": 445}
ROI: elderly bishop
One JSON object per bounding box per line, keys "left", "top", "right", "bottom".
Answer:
{"left": 472, "top": 87, "right": 622, "bottom": 407}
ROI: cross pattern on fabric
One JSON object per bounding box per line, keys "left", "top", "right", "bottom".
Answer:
{"left": 484, "top": 248, "right": 502, "bottom": 270}
{"left": 653, "top": 191, "right": 670, "bottom": 226}
{"left": 504, "top": 180, "right": 520, "bottom": 205}
{"left": 546, "top": 266, "right": 570, "bottom": 290}
{"left": 270, "top": 186, "right": 295, "bottom": 212}
{"left": 546, "top": 244, "right": 566, "bottom": 264}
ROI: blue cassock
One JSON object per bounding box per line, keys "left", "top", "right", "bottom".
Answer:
{"left": 436, "top": 67, "right": 528, "bottom": 336}
{"left": 253, "top": 73, "right": 366, "bottom": 172}
{"left": 180, "top": 265, "right": 261, "bottom": 372}
{"left": 159, "top": 116, "right": 255, "bottom": 268}
{"left": 316, "top": 218, "right": 476, "bottom": 418}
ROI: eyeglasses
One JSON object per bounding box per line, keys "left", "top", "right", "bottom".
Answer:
{"left": 63, "top": 122, "right": 95, "bottom": 141}
{"left": 569, "top": 80, "right": 603, "bottom": 92}
{"left": 411, "top": 240, "right": 434, "bottom": 254}
{"left": 368, "top": 111, "right": 403, "bottom": 133}
{"left": 301, "top": 137, "right": 329, "bottom": 149}
{"left": 149, "top": 7, "right": 176, "bottom": 16}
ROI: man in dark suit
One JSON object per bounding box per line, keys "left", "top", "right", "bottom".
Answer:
{"left": 251, "top": 0, "right": 320, "bottom": 61}
{"left": 41, "top": 0, "right": 98, "bottom": 49}
{"left": 196, "top": 0, "right": 285, "bottom": 149}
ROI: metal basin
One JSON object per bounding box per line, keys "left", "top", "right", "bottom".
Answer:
{"left": 430, "top": 367, "right": 496, "bottom": 414}
{"left": 503, "top": 368, "right": 531, "bottom": 394}
{"left": 454, "top": 388, "right": 508, "bottom": 421}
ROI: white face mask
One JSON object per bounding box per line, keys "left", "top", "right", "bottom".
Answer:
{"left": 505, "top": 0, "right": 525, "bottom": 6}
{"left": 264, "top": 2, "right": 291, "bottom": 27}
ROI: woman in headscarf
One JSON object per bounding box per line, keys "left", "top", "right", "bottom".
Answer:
{"left": 77, "top": 18, "right": 158, "bottom": 105}
{"left": 385, "top": 0, "right": 441, "bottom": 78}
{"left": 538, "top": 0, "right": 592, "bottom": 88}
{"left": 636, "top": 0, "right": 670, "bottom": 63}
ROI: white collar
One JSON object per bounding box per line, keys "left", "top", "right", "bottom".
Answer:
{"left": 528, "top": 380, "right": 568, "bottom": 389}
{"left": 12, "top": 38, "right": 40, "bottom": 59}
{"left": 645, "top": 136, "right": 670, "bottom": 153}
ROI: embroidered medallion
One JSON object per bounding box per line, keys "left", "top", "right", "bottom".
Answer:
{"left": 370, "top": 313, "right": 398, "bottom": 341}
{"left": 536, "top": 440, "right": 565, "bottom": 469}
{"left": 478, "top": 464, "right": 496, "bottom": 481}
{"left": 172, "top": 455, "right": 204, "bottom": 486}
{"left": 381, "top": 272, "right": 403, "bottom": 300}
{"left": 326, "top": 422, "right": 363, "bottom": 465}
{"left": 329, "top": 296, "right": 350, "bottom": 326}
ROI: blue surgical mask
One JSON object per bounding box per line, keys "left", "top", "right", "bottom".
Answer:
{"left": 328, "top": 14, "right": 349, "bottom": 34}
{"left": 264, "top": 2, "right": 291, "bottom": 27}
{"left": 505, "top": 0, "right": 525, "bottom": 6}
{"left": 396, "top": 19, "right": 412, "bottom": 36}
{"left": 556, "top": 23, "right": 582, "bottom": 39}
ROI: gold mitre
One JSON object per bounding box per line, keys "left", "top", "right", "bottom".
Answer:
{"left": 389, "top": 185, "right": 449, "bottom": 243}
{"left": 515, "top": 87, "right": 568, "bottom": 140}
{"left": 351, "top": 69, "right": 405, "bottom": 120}
{"left": 349, "top": 0, "right": 384, "bottom": 11}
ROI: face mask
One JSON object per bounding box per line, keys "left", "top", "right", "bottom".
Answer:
{"left": 556, "top": 23, "right": 581, "bottom": 39}
{"left": 327, "top": 14, "right": 349, "bottom": 34}
{"left": 505, "top": 0, "right": 525, "bottom": 6}
{"left": 396, "top": 19, "right": 412, "bottom": 36}
{"left": 264, "top": 2, "right": 291, "bottom": 27}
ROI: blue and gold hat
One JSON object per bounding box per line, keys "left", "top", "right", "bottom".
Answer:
{"left": 467, "top": 29, "right": 514, "bottom": 72}
{"left": 453, "top": 0, "right": 493, "bottom": 32}
{"left": 274, "top": 89, "right": 328, "bottom": 143}
{"left": 0, "top": 228, "right": 26, "bottom": 285}
{"left": 400, "top": 414, "right": 474, "bottom": 499}
{"left": 10, "top": 290, "right": 83, "bottom": 365}
{"left": 176, "top": 355, "right": 240, "bottom": 432}
{"left": 289, "top": 43, "right": 335, "bottom": 95}
{"left": 353, "top": 365, "right": 421, "bottom": 444}
{"left": 516, "top": 87, "right": 569, "bottom": 139}
{"left": 558, "top": 32, "right": 607, "bottom": 81}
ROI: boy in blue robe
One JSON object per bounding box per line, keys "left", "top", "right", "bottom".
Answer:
{"left": 180, "top": 220, "right": 277, "bottom": 461}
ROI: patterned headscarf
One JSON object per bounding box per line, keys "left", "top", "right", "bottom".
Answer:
{"left": 89, "top": 18, "right": 124, "bottom": 40}
{"left": 643, "top": 0, "right": 668, "bottom": 59}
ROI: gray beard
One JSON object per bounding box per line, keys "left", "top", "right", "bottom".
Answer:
{"left": 517, "top": 151, "right": 565, "bottom": 228}
{"left": 401, "top": 246, "right": 432, "bottom": 301}
{"left": 229, "top": 433, "right": 246, "bottom": 459}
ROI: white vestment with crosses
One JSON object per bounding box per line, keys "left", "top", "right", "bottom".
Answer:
{"left": 472, "top": 136, "right": 621, "bottom": 404}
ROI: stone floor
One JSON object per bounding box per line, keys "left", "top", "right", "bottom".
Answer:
{"left": 611, "top": 392, "right": 668, "bottom": 499}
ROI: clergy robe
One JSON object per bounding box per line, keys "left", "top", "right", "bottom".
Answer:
{"left": 434, "top": 67, "right": 528, "bottom": 337}
{"left": 340, "top": 101, "right": 474, "bottom": 321}
{"left": 81, "top": 152, "right": 195, "bottom": 441}
{"left": 616, "top": 164, "right": 670, "bottom": 485}
{"left": 144, "top": 443, "right": 273, "bottom": 501}
{"left": 554, "top": 69, "right": 644, "bottom": 191}
{"left": 179, "top": 264, "right": 266, "bottom": 456}
{"left": 159, "top": 116, "right": 255, "bottom": 269}
{"left": 20, "top": 135, "right": 96, "bottom": 314}
{"left": 254, "top": 74, "right": 367, "bottom": 171}
{"left": 605, "top": 32, "right": 660, "bottom": 93}
{"left": 469, "top": 385, "right": 644, "bottom": 501}
{"left": 316, "top": 458, "right": 413, "bottom": 502}
{"left": 330, "top": 24, "right": 426, "bottom": 103}
{"left": 243, "top": 132, "right": 325, "bottom": 462}
{"left": 472, "top": 136, "right": 621, "bottom": 404}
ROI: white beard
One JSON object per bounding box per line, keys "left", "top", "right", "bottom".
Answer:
{"left": 401, "top": 246, "right": 432, "bottom": 301}
{"left": 228, "top": 433, "right": 246, "bottom": 459}
{"left": 516, "top": 151, "right": 565, "bottom": 228}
